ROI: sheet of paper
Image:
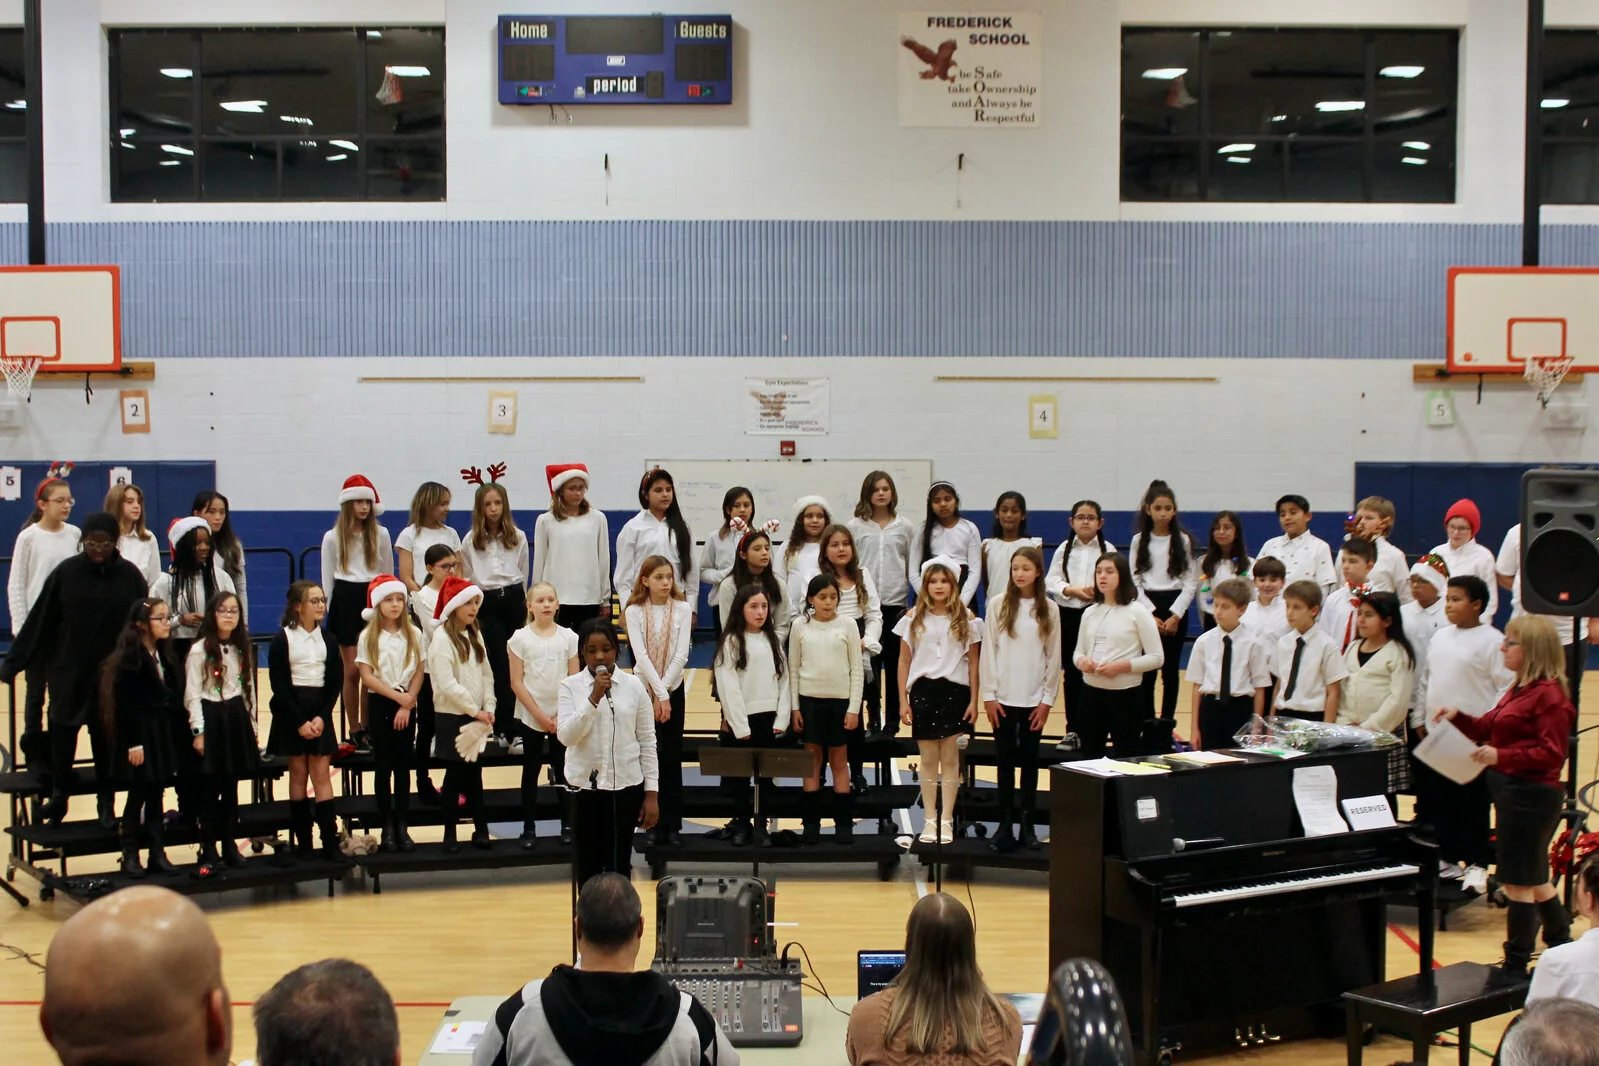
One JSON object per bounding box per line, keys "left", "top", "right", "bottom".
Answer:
{"left": 1165, "top": 750, "right": 1244, "bottom": 765}
{"left": 1292, "top": 764, "right": 1349, "bottom": 837}
{"left": 1414, "top": 719, "right": 1487, "bottom": 785}
{"left": 428, "top": 1021, "right": 486, "bottom": 1055}
{"left": 1248, "top": 744, "right": 1303, "bottom": 759}
{"left": 1341, "top": 795, "right": 1397, "bottom": 831}
{"left": 1059, "top": 757, "right": 1167, "bottom": 777}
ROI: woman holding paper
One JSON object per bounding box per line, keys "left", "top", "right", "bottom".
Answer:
{"left": 1431, "top": 615, "right": 1576, "bottom": 977}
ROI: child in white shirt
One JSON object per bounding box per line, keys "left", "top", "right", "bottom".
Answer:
{"left": 1241, "top": 557, "right": 1291, "bottom": 673}
{"left": 1274, "top": 581, "right": 1348, "bottom": 722}
{"left": 1354, "top": 495, "right": 1412, "bottom": 604}
{"left": 1258, "top": 493, "right": 1337, "bottom": 594}
{"left": 507, "top": 582, "right": 579, "bottom": 849}
{"left": 1430, "top": 499, "right": 1497, "bottom": 623}
{"left": 1188, "top": 579, "right": 1271, "bottom": 749}
{"left": 791, "top": 572, "right": 864, "bottom": 844}
{"left": 1319, "top": 537, "right": 1377, "bottom": 653}
{"left": 713, "top": 583, "right": 792, "bottom": 846}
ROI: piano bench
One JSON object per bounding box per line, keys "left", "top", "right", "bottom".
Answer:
{"left": 1341, "top": 961, "right": 1529, "bottom": 1066}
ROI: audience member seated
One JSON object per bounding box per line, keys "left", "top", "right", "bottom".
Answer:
{"left": 846, "top": 892, "right": 1021, "bottom": 1066}
{"left": 253, "top": 958, "right": 400, "bottom": 1066}
{"left": 40, "top": 885, "right": 232, "bottom": 1066}
{"left": 474, "top": 873, "right": 740, "bottom": 1066}
{"left": 1529, "top": 855, "right": 1599, "bottom": 1006}
{"left": 1497, "top": 998, "right": 1599, "bottom": 1065}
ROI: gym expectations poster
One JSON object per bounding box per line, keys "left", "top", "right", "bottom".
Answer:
{"left": 897, "top": 12, "right": 1041, "bottom": 127}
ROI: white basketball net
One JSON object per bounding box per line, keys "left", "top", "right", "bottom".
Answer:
{"left": 0, "top": 355, "right": 40, "bottom": 401}
{"left": 1525, "top": 354, "right": 1576, "bottom": 408}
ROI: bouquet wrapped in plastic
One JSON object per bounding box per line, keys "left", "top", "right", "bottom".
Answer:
{"left": 1233, "top": 715, "right": 1402, "bottom": 754}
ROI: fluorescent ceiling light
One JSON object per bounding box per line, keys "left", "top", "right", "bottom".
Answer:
{"left": 1402, "top": 140, "right": 1431, "bottom": 150}
{"left": 160, "top": 67, "right": 192, "bottom": 79}
{"left": 386, "top": 65, "right": 431, "bottom": 77}
{"left": 160, "top": 143, "right": 194, "bottom": 156}
{"left": 220, "top": 100, "right": 268, "bottom": 113}
{"left": 366, "top": 30, "right": 383, "bottom": 38}
{"left": 1315, "top": 100, "right": 1366, "bottom": 112}
{"left": 279, "top": 115, "right": 313, "bottom": 126}
{"left": 326, "top": 153, "right": 349, "bottom": 161}
{"left": 120, "top": 127, "right": 135, "bottom": 136}
{"left": 1217, "top": 143, "right": 1256, "bottom": 154}
{"left": 1226, "top": 156, "right": 1251, "bottom": 164}
{"left": 1401, "top": 156, "right": 1428, "bottom": 165}
{"left": 1543, "top": 98, "right": 1571, "bottom": 109}
{"left": 120, "top": 141, "right": 135, "bottom": 149}
{"left": 1271, "top": 114, "right": 1288, "bottom": 122}
{"left": 1140, "top": 67, "right": 1187, "bottom": 80}
{"left": 159, "top": 160, "right": 180, "bottom": 166}
{"left": 329, "top": 139, "right": 360, "bottom": 151}
{"left": 1380, "top": 65, "right": 1425, "bottom": 78}
{"left": 3, "top": 100, "right": 23, "bottom": 110}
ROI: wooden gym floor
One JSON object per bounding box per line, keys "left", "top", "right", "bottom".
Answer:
{"left": 2, "top": 669, "right": 1595, "bottom": 1065}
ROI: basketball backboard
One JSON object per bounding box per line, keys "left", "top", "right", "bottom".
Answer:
{"left": 1448, "top": 266, "right": 1599, "bottom": 373}
{"left": 0, "top": 265, "right": 122, "bottom": 373}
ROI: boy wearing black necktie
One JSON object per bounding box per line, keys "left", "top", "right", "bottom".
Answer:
{"left": 1274, "top": 580, "right": 1349, "bottom": 723}
{"left": 1187, "top": 579, "right": 1271, "bottom": 749}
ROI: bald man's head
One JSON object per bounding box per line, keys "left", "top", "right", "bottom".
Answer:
{"left": 41, "top": 886, "right": 232, "bottom": 1066}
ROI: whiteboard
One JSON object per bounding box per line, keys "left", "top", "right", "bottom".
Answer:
{"left": 644, "top": 459, "right": 933, "bottom": 543}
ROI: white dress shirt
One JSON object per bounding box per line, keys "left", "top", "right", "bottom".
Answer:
{"left": 1196, "top": 556, "right": 1251, "bottom": 618}
{"left": 1430, "top": 538, "right": 1499, "bottom": 622}
{"left": 893, "top": 611, "right": 984, "bottom": 688}
{"left": 320, "top": 524, "right": 395, "bottom": 585}
{"left": 1423, "top": 623, "right": 1514, "bottom": 718}
{"left": 355, "top": 625, "right": 423, "bottom": 690}
{"left": 1318, "top": 585, "right": 1361, "bottom": 652}
{"left": 461, "top": 528, "right": 529, "bottom": 589}
{"left": 426, "top": 626, "right": 496, "bottom": 720}
{"left": 1045, "top": 536, "right": 1115, "bottom": 610}
{"left": 833, "top": 569, "right": 883, "bottom": 654}
{"left": 394, "top": 524, "right": 462, "bottom": 587}
{"left": 412, "top": 586, "right": 441, "bottom": 661}
{"left": 184, "top": 643, "right": 251, "bottom": 733}
{"left": 1366, "top": 536, "right": 1413, "bottom": 604}
{"left": 8, "top": 523, "right": 81, "bottom": 627}
{"left": 507, "top": 623, "right": 579, "bottom": 731}
{"left": 284, "top": 624, "right": 328, "bottom": 687}
{"left": 1129, "top": 532, "right": 1200, "bottom": 616}
{"left": 118, "top": 532, "right": 161, "bottom": 588}
{"left": 1258, "top": 531, "right": 1338, "bottom": 594}
{"left": 558, "top": 667, "right": 659, "bottom": 792}
{"left": 907, "top": 519, "right": 984, "bottom": 605}
{"left": 982, "top": 537, "right": 1042, "bottom": 604}
{"left": 1273, "top": 627, "right": 1349, "bottom": 715}
{"left": 713, "top": 635, "right": 792, "bottom": 737}
{"left": 613, "top": 511, "right": 697, "bottom": 607}
{"left": 1528, "top": 928, "right": 1599, "bottom": 1005}
{"left": 700, "top": 529, "right": 741, "bottom": 592}
{"left": 1241, "top": 596, "right": 1291, "bottom": 670}
{"left": 848, "top": 515, "right": 914, "bottom": 607}
{"left": 1073, "top": 603, "right": 1164, "bottom": 690}
{"left": 624, "top": 600, "right": 692, "bottom": 701}
{"left": 532, "top": 510, "right": 611, "bottom": 607}
{"left": 1402, "top": 599, "right": 1446, "bottom": 724}
{"left": 1187, "top": 625, "right": 1272, "bottom": 698}
{"left": 979, "top": 595, "right": 1062, "bottom": 706}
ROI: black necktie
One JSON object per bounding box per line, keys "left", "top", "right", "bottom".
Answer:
{"left": 1220, "top": 634, "right": 1233, "bottom": 699}
{"left": 1283, "top": 636, "right": 1305, "bottom": 700}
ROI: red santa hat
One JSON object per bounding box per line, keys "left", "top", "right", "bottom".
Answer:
{"left": 547, "top": 463, "right": 589, "bottom": 495}
{"left": 338, "top": 474, "right": 384, "bottom": 515}
{"left": 433, "top": 575, "right": 483, "bottom": 621}
{"left": 362, "top": 574, "right": 408, "bottom": 621}
{"left": 167, "top": 515, "right": 210, "bottom": 554}
{"left": 1409, "top": 553, "right": 1451, "bottom": 598}
{"left": 1444, "top": 498, "right": 1480, "bottom": 538}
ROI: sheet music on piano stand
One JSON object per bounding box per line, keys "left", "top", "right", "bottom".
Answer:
{"left": 1292, "top": 765, "right": 1351, "bottom": 836}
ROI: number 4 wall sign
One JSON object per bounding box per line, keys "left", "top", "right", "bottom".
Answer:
{"left": 120, "top": 390, "right": 150, "bottom": 434}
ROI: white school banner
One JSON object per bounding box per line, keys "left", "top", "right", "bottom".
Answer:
{"left": 897, "top": 11, "right": 1041, "bottom": 128}
{"left": 744, "top": 378, "right": 830, "bottom": 435}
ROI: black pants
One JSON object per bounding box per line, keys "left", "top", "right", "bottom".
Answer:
{"left": 722, "top": 711, "right": 778, "bottom": 823}
{"left": 414, "top": 678, "right": 437, "bottom": 788}
{"left": 120, "top": 779, "right": 164, "bottom": 839}
{"left": 1077, "top": 684, "right": 1145, "bottom": 758}
{"left": 479, "top": 585, "right": 526, "bottom": 735}
{"left": 1058, "top": 607, "right": 1087, "bottom": 734}
{"left": 872, "top": 605, "right": 906, "bottom": 731}
{"left": 556, "top": 603, "right": 605, "bottom": 630}
{"left": 1197, "top": 694, "right": 1252, "bottom": 750}
{"left": 1434, "top": 773, "right": 1494, "bottom": 868}
{"left": 518, "top": 723, "right": 567, "bottom": 827}
{"left": 204, "top": 776, "right": 240, "bottom": 852}
{"left": 572, "top": 783, "right": 645, "bottom": 889}
{"left": 654, "top": 684, "right": 686, "bottom": 832}
{"left": 48, "top": 715, "right": 108, "bottom": 803}
{"left": 441, "top": 763, "right": 486, "bottom": 830}
{"left": 994, "top": 704, "right": 1042, "bottom": 814}
{"left": 1140, "top": 589, "right": 1187, "bottom": 720}
{"left": 368, "top": 693, "right": 414, "bottom": 824}
{"left": 21, "top": 661, "right": 45, "bottom": 758}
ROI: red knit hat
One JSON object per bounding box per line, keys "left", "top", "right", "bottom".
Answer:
{"left": 547, "top": 463, "right": 589, "bottom": 495}
{"left": 338, "top": 474, "right": 383, "bottom": 515}
{"left": 1445, "top": 498, "right": 1481, "bottom": 537}
{"left": 362, "top": 574, "right": 408, "bottom": 621}
{"left": 433, "top": 575, "right": 483, "bottom": 621}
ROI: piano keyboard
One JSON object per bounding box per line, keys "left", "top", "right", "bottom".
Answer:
{"left": 1171, "top": 862, "right": 1422, "bottom": 908}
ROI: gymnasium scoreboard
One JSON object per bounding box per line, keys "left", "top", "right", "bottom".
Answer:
{"left": 498, "top": 14, "right": 733, "bottom": 105}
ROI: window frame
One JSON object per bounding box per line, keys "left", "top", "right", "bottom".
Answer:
{"left": 108, "top": 26, "right": 445, "bottom": 204}
{"left": 1541, "top": 28, "right": 1599, "bottom": 206}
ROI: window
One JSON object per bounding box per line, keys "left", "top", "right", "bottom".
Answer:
{"left": 1542, "top": 30, "right": 1599, "bottom": 204}
{"left": 110, "top": 27, "right": 444, "bottom": 203}
{"left": 0, "top": 30, "right": 26, "bottom": 203}
{"left": 1122, "top": 28, "right": 1458, "bottom": 203}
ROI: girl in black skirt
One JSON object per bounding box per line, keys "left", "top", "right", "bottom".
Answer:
{"left": 267, "top": 581, "right": 342, "bottom": 860}
{"left": 1432, "top": 615, "right": 1578, "bottom": 975}
{"left": 425, "top": 576, "right": 495, "bottom": 852}
{"left": 100, "top": 597, "right": 183, "bottom": 877}
{"left": 356, "top": 574, "right": 425, "bottom": 851}
{"left": 183, "top": 592, "right": 258, "bottom": 876}
{"left": 319, "top": 474, "right": 393, "bottom": 752}
{"left": 788, "top": 573, "right": 864, "bottom": 845}
{"left": 895, "top": 559, "right": 984, "bottom": 846}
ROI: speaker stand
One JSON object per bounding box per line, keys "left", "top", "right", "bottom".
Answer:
{"left": 1560, "top": 624, "right": 1593, "bottom": 911}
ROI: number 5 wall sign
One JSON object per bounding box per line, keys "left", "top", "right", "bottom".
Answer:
{"left": 120, "top": 389, "right": 150, "bottom": 434}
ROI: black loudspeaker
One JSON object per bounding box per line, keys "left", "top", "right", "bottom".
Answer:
{"left": 1521, "top": 469, "right": 1599, "bottom": 615}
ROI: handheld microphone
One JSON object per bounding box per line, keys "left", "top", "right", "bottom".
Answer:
{"left": 1172, "top": 836, "right": 1226, "bottom": 852}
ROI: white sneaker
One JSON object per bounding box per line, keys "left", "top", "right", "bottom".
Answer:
{"left": 507, "top": 738, "right": 525, "bottom": 757}
{"left": 1462, "top": 865, "right": 1489, "bottom": 896}
{"left": 918, "top": 822, "right": 938, "bottom": 844}
{"left": 1439, "top": 860, "right": 1465, "bottom": 880}
{"left": 938, "top": 820, "right": 955, "bottom": 845}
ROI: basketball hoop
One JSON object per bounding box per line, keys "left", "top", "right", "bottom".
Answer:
{"left": 1525, "top": 354, "right": 1576, "bottom": 408}
{"left": 0, "top": 355, "right": 40, "bottom": 402}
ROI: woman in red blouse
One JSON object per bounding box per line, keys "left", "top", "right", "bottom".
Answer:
{"left": 1432, "top": 615, "right": 1576, "bottom": 975}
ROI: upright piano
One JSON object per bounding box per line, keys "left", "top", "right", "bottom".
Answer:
{"left": 1048, "top": 748, "right": 1436, "bottom": 1064}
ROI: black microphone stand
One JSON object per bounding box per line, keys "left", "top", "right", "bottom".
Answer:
{"left": 1560, "top": 619, "right": 1591, "bottom": 911}
{"left": 932, "top": 768, "right": 944, "bottom": 894}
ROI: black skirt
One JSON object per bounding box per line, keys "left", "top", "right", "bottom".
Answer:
{"left": 368, "top": 691, "right": 416, "bottom": 766}
{"left": 799, "top": 696, "right": 850, "bottom": 748}
{"left": 433, "top": 712, "right": 481, "bottom": 765}
{"left": 1486, "top": 770, "right": 1566, "bottom": 886}
{"left": 328, "top": 579, "right": 369, "bottom": 646}
{"left": 268, "top": 686, "right": 338, "bottom": 757}
{"left": 910, "top": 676, "right": 971, "bottom": 741}
{"left": 115, "top": 713, "right": 179, "bottom": 784}
{"left": 200, "top": 696, "right": 260, "bottom": 778}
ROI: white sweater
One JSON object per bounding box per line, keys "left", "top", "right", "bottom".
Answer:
{"left": 1423, "top": 624, "right": 1514, "bottom": 718}
{"left": 1074, "top": 602, "right": 1164, "bottom": 690}
{"left": 8, "top": 523, "right": 80, "bottom": 627}
{"left": 979, "top": 594, "right": 1062, "bottom": 707}
{"left": 787, "top": 614, "right": 863, "bottom": 713}
{"left": 713, "top": 635, "right": 792, "bottom": 738}
{"left": 427, "top": 626, "right": 497, "bottom": 720}
{"left": 1430, "top": 539, "right": 1499, "bottom": 622}
{"left": 624, "top": 600, "right": 692, "bottom": 702}
{"left": 532, "top": 510, "right": 611, "bottom": 606}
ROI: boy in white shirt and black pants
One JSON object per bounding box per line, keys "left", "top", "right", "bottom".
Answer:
{"left": 1274, "top": 581, "right": 1349, "bottom": 723}
{"left": 1187, "top": 579, "right": 1272, "bottom": 749}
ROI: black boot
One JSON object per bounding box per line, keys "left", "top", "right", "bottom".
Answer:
{"left": 394, "top": 811, "right": 414, "bottom": 852}
{"left": 292, "top": 799, "right": 315, "bottom": 859}
{"left": 1538, "top": 896, "right": 1574, "bottom": 949}
{"left": 729, "top": 819, "right": 752, "bottom": 847}
{"left": 442, "top": 816, "right": 460, "bottom": 853}
{"left": 834, "top": 792, "right": 855, "bottom": 845}
{"left": 801, "top": 791, "right": 821, "bottom": 846}
{"left": 146, "top": 815, "right": 177, "bottom": 876}
{"left": 756, "top": 816, "right": 772, "bottom": 848}
{"left": 990, "top": 810, "right": 1018, "bottom": 854}
{"left": 315, "top": 800, "right": 343, "bottom": 862}
{"left": 379, "top": 813, "right": 397, "bottom": 853}
{"left": 120, "top": 824, "right": 147, "bottom": 878}
{"left": 418, "top": 767, "right": 442, "bottom": 805}
{"left": 218, "top": 791, "right": 244, "bottom": 867}
{"left": 559, "top": 820, "right": 573, "bottom": 845}
{"left": 1502, "top": 901, "right": 1540, "bottom": 976}
{"left": 1018, "top": 815, "right": 1040, "bottom": 850}
{"left": 472, "top": 825, "right": 492, "bottom": 850}
{"left": 97, "top": 790, "right": 117, "bottom": 830}
{"left": 38, "top": 790, "right": 67, "bottom": 825}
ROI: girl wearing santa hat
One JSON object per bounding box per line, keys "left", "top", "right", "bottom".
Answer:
{"left": 533, "top": 464, "right": 612, "bottom": 630}
{"left": 357, "top": 574, "right": 425, "bottom": 852}
{"left": 426, "top": 575, "right": 495, "bottom": 852}
{"left": 267, "top": 580, "right": 342, "bottom": 860}
{"left": 1429, "top": 499, "right": 1499, "bottom": 623}
{"left": 614, "top": 468, "right": 697, "bottom": 619}
{"left": 319, "top": 475, "right": 393, "bottom": 750}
